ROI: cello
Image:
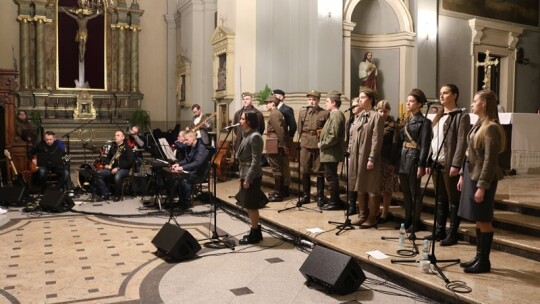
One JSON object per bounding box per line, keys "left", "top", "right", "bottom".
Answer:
{"left": 214, "top": 140, "right": 231, "bottom": 181}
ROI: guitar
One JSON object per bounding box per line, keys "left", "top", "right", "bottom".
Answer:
{"left": 4, "top": 150, "right": 26, "bottom": 187}
{"left": 190, "top": 112, "right": 217, "bottom": 132}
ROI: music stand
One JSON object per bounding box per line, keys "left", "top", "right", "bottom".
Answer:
{"left": 200, "top": 127, "right": 236, "bottom": 250}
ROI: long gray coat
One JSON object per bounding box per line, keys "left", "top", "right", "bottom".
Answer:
{"left": 353, "top": 109, "right": 384, "bottom": 193}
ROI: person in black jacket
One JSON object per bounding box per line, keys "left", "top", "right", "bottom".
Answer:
{"left": 273, "top": 89, "right": 296, "bottom": 196}
{"left": 398, "top": 89, "right": 432, "bottom": 233}
{"left": 172, "top": 131, "right": 209, "bottom": 210}
{"left": 27, "top": 130, "right": 71, "bottom": 192}
{"left": 95, "top": 131, "right": 134, "bottom": 201}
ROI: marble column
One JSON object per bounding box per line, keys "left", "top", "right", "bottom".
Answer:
{"left": 342, "top": 21, "right": 356, "bottom": 101}
{"left": 118, "top": 26, "right": 125, "bottom": 91}
{"left": 16, "top": 0, "right": 33, "bottom": 89}
{"left": 35, "top": 18, "right": 45, "bottom": 89}
{"left": 128, "top": 1, "right": 144, "bottom": 92}
{"left": 130, "top": 28, "right": 139, "bottom": 92}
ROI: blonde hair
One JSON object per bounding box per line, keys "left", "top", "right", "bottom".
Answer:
{"left": 471, "top": 90, "right": 505, "bottom": 153}
{"left": 376, "top": 100, "right": 391, "bottom": 112}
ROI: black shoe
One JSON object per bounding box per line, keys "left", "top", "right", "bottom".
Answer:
{"left": 425, "top": 230, "right": 447, "bottom": 241}
{"left": 113, "top": 196, "right": 121, "bottom": 202}
{"left": 299, "top": 195, "right": 310, "bottom": 205}
{"left": 101, "top": 195, "right": 110, "bottom": 201}
{"left": 320, "top": 201, "right": 345, "bottom": 211}
{"left": 239, "top": 227, "right": 263, "bottom": 245}
{"left": 440, "top": 232, "right": 458, "bottom": 246}
{"left": 316, "top": 196, "right": 326, "bottom": 207}
{"left": 268, "top": 193, "right": 283, "bottom": 202}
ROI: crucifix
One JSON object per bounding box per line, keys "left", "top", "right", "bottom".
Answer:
{"left": 475, "top": 50, "right": 499, "bottom": 90}
{"left": 61, "top": 3, "right": 100, "bottom": 88}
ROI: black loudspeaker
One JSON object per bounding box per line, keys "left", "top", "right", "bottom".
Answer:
{"left": 0, "top": 186, "right": 27, "bottom": 206}
{"left": 152, "top": 222, "right": 202, "bottom": 261}
{"left": 39, "top": 190, "right": 75, "bottom": 213}
{"left": 132, "top": 173, "right": 150, "bottom": 195}
{"left": 299, "top": 245, "right": 366, "bottom": 295}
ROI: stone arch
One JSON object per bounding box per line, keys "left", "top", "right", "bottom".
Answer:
{"left": 344, "top": 0, "right": 413, "bottom": 33}
{"left": 342, "top": 0, "right": 415, "bottom": 110}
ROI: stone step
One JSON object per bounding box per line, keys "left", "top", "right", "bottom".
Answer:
{"left": 259, "top": 164, "right": 540, "bottom": 262}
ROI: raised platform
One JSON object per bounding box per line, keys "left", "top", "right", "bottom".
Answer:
{"left": 214, "top": 168, "right": 540, "bottom": 304}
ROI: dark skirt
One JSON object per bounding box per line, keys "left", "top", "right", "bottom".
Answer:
{"left": 235, "top": 177, "right": 268, "bottom": 210}
{"left": 458, "top": 166, "right": 497, "bottom": 222}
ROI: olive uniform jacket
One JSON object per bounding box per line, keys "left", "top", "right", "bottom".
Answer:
{"left": 319, "top": 110, "right": 346, "bottom": 163}
{"left": 298, "top": 105, "right": 329, "bottom": 149}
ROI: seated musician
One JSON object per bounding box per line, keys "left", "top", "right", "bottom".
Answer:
{"left": 171, "top": 130, "right": 209, "bottom": 210}
{"left": 16, "top": 110, "right": 37, "bottom": 144}
{"left": 27, "top": 130, "right": 71, "bottom": 192}
{"left": 174, "top": 130, "right": 188, "bottom": 162}
{"left": 189, "top": 104, "right": 213, "bottom": 146}
{"left": 129, "top": 125, "right": 145, "bottom": 172}
{"left": 95, "top": 131, "right": 134, "bottom": 201}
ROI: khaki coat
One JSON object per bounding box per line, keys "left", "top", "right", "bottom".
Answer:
{"left": 352, "top": 109, "right": 384, "bottom": 193}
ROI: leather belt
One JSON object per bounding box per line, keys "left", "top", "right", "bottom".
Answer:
{"left": 403, "top": 142, "right": 418, "bottom": 149}
{"left": 304, "top": 130, "right": 318, "bottom": 135}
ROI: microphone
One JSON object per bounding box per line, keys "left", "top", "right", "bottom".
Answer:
{"left": 302, "top": 105, "right": 313, "bottom": 109}
{"left": 443, "top": 108, "right": 467, "bottom": 116}
{"left": 427, "top": 100, "right": 440, "bottom": 105}
{"left": 345, "top": 105, "right": 359, "bottom": 112}
{"left": 223, "top": 123, "right": 240, "bottom": 130}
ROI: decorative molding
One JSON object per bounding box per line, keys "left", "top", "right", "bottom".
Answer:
{"left": 468, "top": 18, "right": 524, "bottom": 50}
{"left": 468, "top": 18, "right": 524, "bottom": 112}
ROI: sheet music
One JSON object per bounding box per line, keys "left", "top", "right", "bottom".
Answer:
{"left": 158, "top": 138, "right": 176, "bottom": 161}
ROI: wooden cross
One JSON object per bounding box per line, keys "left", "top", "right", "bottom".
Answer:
{"left": 475, "top": 50, "right": 499, "bottom": 90}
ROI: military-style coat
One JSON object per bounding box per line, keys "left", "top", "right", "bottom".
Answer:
{"left": 319, "top": 110, "right": 346, "bottom": 163}
{"left": 298, "top": 105, "right": 329, "bottom": 149}
{"left": 352, "top": 109, "right": 384, "bottom": 193}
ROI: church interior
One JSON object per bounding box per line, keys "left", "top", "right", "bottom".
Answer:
{"left": 0, "top": 0, "right": 539, "bottom": 303}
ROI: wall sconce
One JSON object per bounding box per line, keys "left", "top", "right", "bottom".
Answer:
{"left": 418, "top": 10, "right": 437, "bottom": 41}
{"left": 517, "top": 47, "right": 530, "bottom": 65}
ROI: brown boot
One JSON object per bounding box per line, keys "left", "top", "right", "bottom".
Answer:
{"left": 351, "top": 195, "right": 368, "bottom": 226}
{"left": 360, "top": 195, "right": 379, "bottom": 229}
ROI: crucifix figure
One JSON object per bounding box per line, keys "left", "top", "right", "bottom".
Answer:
{"left": 61, "top": 3, "right": 100, "bottom": 88}
{"left": 475, "top": 50, "right": 499, "bottom": 90}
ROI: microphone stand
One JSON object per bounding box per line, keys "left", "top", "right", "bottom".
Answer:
{"left": 278, "top": 107, "right": 321, "bottom": 214}
{"left": 328, "top": 110, "right": 356, "bottom": 235}
{"left": 328, "top": 151, "right": 354, "bottom": 235}
{"left": 389, "top": 105, "right": 461, "bottom": 285}
{"left": 200, "top": 126, "right": 236, "bottom": 250}
{"left": 62, "top": 119, "right": 95, "bottom": 192}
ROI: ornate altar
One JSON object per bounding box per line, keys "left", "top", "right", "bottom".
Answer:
{"left": 13, "top": 0, "right": 145, "bottom": 120}
{"left": 73, "top": 90, "right": 97, "bottom": 119}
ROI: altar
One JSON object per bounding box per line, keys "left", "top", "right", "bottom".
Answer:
{"left": 469, "top": 113, "right": 540, "bottom": 171}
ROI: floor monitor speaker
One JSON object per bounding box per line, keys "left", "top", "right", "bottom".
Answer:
{"left": 0, "top": 186, "right": 27, "bottom": 206}
{"left": 299, "top": 245, "right": 366, "bottom": 295}
{"left": 39, "top": 190, "right": 75, "bottom": 212}
{"left": 152, "top": 222, "right": 201, "bottom": 261}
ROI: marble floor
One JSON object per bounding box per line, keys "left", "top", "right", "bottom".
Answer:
{"left": 0, "top": 196, "right": 431, "bottom": 304}
{"left": 0, "top": 171, "right": 539, "bottom": 303}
